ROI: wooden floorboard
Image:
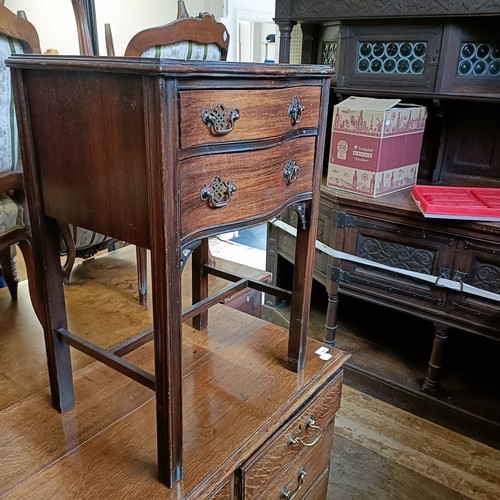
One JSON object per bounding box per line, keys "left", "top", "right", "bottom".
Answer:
{"left": 1, "top": 245, "right": 499, "bottom": 499}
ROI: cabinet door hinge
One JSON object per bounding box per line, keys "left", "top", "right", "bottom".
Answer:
{"left": 437, "top": 267, "right": 451, "bottom": 280}
{"left": 452, "top": 270, "right": 468, "bottom": 283}
{"left": 329, "top": 265, "right": 345, "bottom": 282}
{"left": 336, "top": 212, "right": 347, "bottom": 228}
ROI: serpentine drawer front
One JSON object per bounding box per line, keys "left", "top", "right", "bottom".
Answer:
{"left": 179, "top": 86, "right": 321, "bottom": 149}
{"left": 180, "top": 137, "right": 316, "bottom": 239}
{"left": 238, "top": 373, "right": 342, "bottom": 497}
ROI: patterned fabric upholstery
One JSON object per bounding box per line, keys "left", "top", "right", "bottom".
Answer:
{"left": 61, "top": 224, "right": 115, "bottom": 256}
{"left": 0, "top": 35, "right": 25, "bottom": 237}
{"left": 0, "top": 193, "right": 23, "bottom": 236}
{"left": 0, "top": 35, "right": 21, "bottom": 174}
{"left": 141, "top": 41, "right": 221, "bottom": 60}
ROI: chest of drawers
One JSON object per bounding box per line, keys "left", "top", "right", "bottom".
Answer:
{"left": 8, "top": 55, "right": 348, "bottom": 493}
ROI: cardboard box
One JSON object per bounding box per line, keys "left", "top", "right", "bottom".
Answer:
{"left": 327, "top": 96, "right": 427, "bottom": 197}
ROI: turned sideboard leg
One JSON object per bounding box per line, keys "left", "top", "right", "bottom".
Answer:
{"left": 422, "top": 322, "right": 450, "bottom": 395}
{"left": 324, "top": 275, "right": 339, "bottom": 346}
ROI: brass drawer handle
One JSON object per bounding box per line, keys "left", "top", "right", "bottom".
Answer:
{"left": 280, "top": 467, "right": 307, "bottom": 499}
{"left": 283, "top": 160, "right": 299, "bottom": 185}
{"left": 288, "top": 96, "right": 304, "bottom": 126}
{"left": 288, "top": 416, "right": 323, "bottom": 447}
{"left": 201, "top": 103, "right": 240, "bottom": 136}
{"left": 200, "top": 176, "right": 237, "bottom": 208}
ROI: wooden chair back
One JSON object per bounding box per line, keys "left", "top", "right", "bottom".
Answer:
{"left": 124, "top": 1, "right": 229, "bottom": 59}
{"left": 0, "top": 3, "right": 40, "bottom": 317}
{"left": 0, "top": 3, "right": 40, "bottom": 54}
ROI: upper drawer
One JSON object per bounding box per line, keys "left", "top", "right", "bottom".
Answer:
{"left": 238, "top": 373, "right": 342, "bottom": 498}
{"left": 179, "top": 86, "right": 321, "bottom": 149}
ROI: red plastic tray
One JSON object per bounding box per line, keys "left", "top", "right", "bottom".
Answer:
{"left": 411, "top": 185, "right": 500, "bottom": 221}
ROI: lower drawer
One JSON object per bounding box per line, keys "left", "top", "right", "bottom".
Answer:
{"left": 303, "top": 467, "right": 330, "bottom": 500}
{"left": 179, "top": 137, "right": 316, "bottom": 240}
{"left": 261, "top": 424, "right": 334, "bottom": 499}
{"left": 209, "top": 477, "right": 234, "bottom": 499}
{"left": 239, "top": 373, "right": 342, "bottom": 497}
{"left": 224, "top": 287, "right": 264, "bottom": 318}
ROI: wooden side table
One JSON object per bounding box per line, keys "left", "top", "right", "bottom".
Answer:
{"left": 9, "top": 55, "right": 347, "bottom": 491}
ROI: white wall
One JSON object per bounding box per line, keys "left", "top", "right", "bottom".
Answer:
{"left": 219, "top": 0, "right": 275, "bottom": 62}
{"left": 4, "top": 0, "right": 276, "bottom": 60}
{"left": 6, "top": 0, "right": 81, "bottom": 54}
{"left": 5, "top": 0, "right": 176, "bottom": 55}
{"left": 93, "top": 0, "right": 175, "bottom": 55}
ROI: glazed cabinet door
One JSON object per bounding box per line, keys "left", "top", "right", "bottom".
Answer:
{"left": 337, "top": 23, "right": 442, "bottom": 93}
{"left": 435, "top": 21, "right": 500, "bottom": 97}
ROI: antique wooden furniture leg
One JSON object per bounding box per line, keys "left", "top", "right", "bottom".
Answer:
{"left": 191, "top": 238, "right": 209, "bottom": 330}
{"left": 324, "top": 269, "right": 340, "bottom": 345}
{"left": 422, "top": 322, "right": 450, "bottom": 395}
{"left": 0, "top": 247, "right": 17, "bottom": 299}
{"left": 136, "top": 246, "right": 148, "bottom": 305}
{"left": 146, "top": 76, "right": 183, "bottom": 485}
{"left": 58, "top": 222, "right": 76, "bottom": 284}
{"left": 287, "top": 202, "right": 320, "bottom": 372}
{"left": 16, "top": 237, "right": 42, "bottom": 320}
{"left": 27, "top": 217, "right": 74, "bottom": 412}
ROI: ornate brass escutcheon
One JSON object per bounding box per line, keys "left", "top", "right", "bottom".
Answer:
{"left": 200, "top": 176, "right": 237, "bottom": 208}
{"left": 283, "top": 160, "right": 299, "bottom": 185}
{"left": 288, "top": 96, "right": 304, "bottom": 125}
{"left": 201, "top": 103, "right": 240, "bottom": 136}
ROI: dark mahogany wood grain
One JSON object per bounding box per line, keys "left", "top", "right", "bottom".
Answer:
{"left": 179, "top": 86, "right": 321, "bottom": 149}
{"left": 8, "top": 55, "right": 335, "bottom": 489}
{"left": 180, "top": 138, "right": 316, "bottom": 240}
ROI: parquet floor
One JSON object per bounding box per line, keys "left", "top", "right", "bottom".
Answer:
{"left": 1, "top": 244, "right": 499, "bottom": 499}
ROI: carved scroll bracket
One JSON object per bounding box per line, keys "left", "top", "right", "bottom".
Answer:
{"left": 291, "top": 202, "right": 307, "bottom": 229}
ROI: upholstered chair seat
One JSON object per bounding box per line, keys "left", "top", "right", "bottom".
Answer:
{"left": 140, "top": 41, "right": 221, "bottom": 60}
{"left": 0, "top": 193, "right": 23, "bottom": 236}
